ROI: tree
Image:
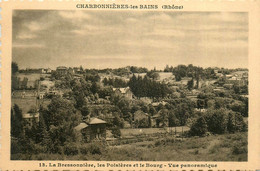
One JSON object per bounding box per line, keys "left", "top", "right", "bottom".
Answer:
{"left": 225, "top": 110, "right": 247, "bottom": 133}
{"left": 197, "top": 99, "right": 205, "bottom": 109}
{"left": 175, "top": 74, "right": 182, "bottom": 81}
{"left": 227, "top": 112, "right": 236, "bottom": 133}
{"left": 128, "top": 74, "right": 170, "bottom": 99}
{"left": 168, "top": 110, "right": 180, "bottom": 127}
{"left": 158, "top": 109, "right": 169, "bottom": 127}
{"left": 80, "top": 105, "right": 90, "bottom": 117}
{"left": 189, "top": 116, "right": 208, "bottom": 136}
{"left": 75, "top": 91, "right": 86, "bottom": 109}
{"left": 229, "top": 100, "right": 246, "bottom": 115}
{"left": 113, "top": 115, "right": 124, "bottom": 128}
{"left": 174, "top": 103, "right": 190, "bottom": 126}
{"left": 117, "top": 97, "right": 131, "bottom": 116}
{"left": 206, "top": 108, "right": 228, "bottom": 134}
{"left": 44, "top": 97, "right": 81, "bottom": 146}
{"left": 187, "top": 79, "right": 194, "bottom": 90}
{"left": 148, "top": 105, "right": 157, "bottom": 116}
{"left": 91, "top": 82, "right": 100, "bottom": 94}
{"left": 11, "top": 104, "right": 24, "bottom": 138}
{"left": 12, "top": 62, "right": 19, "bottom": 74}
{"left": 164, "top": 65, "right": 170, "bottom": 72}
{"left": 147, "top": 71, "right": 160, "bottom": 80}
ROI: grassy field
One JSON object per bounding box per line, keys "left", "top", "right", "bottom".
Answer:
{"left": 12, "top": 132, "right": 247, "bottom": 161}
{"left": 101, "top": 132, "right": 248, "bottom": 161}
{"left": 120, "top": 127, "right": 190, "bottom": 137}
{"left": 12, "top": 97, "right": 51, "bottom": 113}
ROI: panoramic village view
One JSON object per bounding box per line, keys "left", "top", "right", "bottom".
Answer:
{"left": 11, "top": 64, "right": 248, "bottom": 160}
{"left": 11, "top": 11, "right": 248, "bottom": 161}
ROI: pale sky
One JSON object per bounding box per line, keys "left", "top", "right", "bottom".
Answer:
{"left": 12, "top": 11, "right": 248, "bottom": 70}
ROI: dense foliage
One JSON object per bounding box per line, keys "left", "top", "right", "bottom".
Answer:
{"left": 128, "top": 75, "right": 170, "bottom": 99}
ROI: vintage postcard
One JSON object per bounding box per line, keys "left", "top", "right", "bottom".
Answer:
{"left": 0, "top": 0, "right": 260, "bottom": 170}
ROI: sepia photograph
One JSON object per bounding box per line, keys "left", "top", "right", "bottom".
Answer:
{"left": 11, "top": 10, "right": 249, "bottom": 161}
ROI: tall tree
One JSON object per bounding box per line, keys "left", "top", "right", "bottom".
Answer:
{"left": 11, "top": 104, "right": 24, "bottom": 138}
{"left": 189, "top": 116, "right": 208, "bottom": 136}
{"left": 12, "top": 62, "right": 19, "bottom": 74}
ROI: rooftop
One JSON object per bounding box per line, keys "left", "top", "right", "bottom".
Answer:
{"left": 113, "top": 87, "right": 131, "bottom": 94}
{"left": 88, "top": 117, "right": 107, "bottom": 124}
{"left": 23, "top": 113, "right": 39, "bottom": 119}
{"left": 74, "top": 123, "right": 88, "bottom": 131}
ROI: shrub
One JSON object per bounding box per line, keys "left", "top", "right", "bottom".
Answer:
{"left": 64, "top": 143, "right": 78, "bottom": 156}
{"left": 79, "top": 145, "right": 89, "bottom": 155}
{"left": 194, "top": 149, "right": 199, "bottom": 155}
{"left": 88, "top": 143, "right": 103, "bottom": 155}
{"left": 154, "top": 138, "right": 176, "bottom": 147}
{"left": 227, "top": 112, "right": 247, "bottom": 133}
{"left": 111, "top": 127, "right": 121, "bottom": 138}
{"left": 232, "top": 144, "right": 247, "bottom": 155}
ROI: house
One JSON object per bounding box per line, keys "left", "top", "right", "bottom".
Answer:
{"left": 74, "top": 117, "right": 107, "bottom": 142}
{"left": 39, "top": 80, "right": 55, "bottom": 92}
{"left": 38, "top": 92, "right": 45, "bottom": 99}
{"left": 56, "top": 66, "right": 68, "bottom": 75}
{"left": 225, "top": 74, "right": 233, "bottom": 79}
{"left": 216, "top": 73, "right": 224, "bottom": 78}
{"left": 213, "top": 87, "right": 225, "bottom": 92}
{"left": 44, "top": 68, "right": 52, "bottom": 74}
{"left": 152, "top": 101, "right": 167, "bottom": 107}
{"left": 231, "top": 71, "right": 248, "bottom": 79}
{"left": 157, "top": 72, "right": 175, "bottom": 84}
{"left": 140, "top": 97, "right": 153, "bottom": 104}
{"left": 113, "top": 87, "right": 133, "bottom": 99}
{"left": 226, "top": 77, "right": 246, "bottom": 86}
{"left": 73, "top": 67, "right": 81, "bottom": 74}
{"left": 223, "top": 83, "right": 234, "bottom": 89}
{"left": 48, "top": 89, "right": 63, "bottom": 97}
{"left": 23, "top": 112, "right": 40, "bottom": 128}
{"left": 195, "top": 108, "right": 207, "bottom": 112}
{"left": 214, "top": 69, "right": 219, "bottom": 74}
{"left": 180, "top": 77, "right": 192, "bottom": 85}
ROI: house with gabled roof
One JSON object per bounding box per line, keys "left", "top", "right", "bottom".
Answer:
{"left": 113, "top": 86, "right": 133, "bottom": 99}
{"left": 74, "top": 117, "right": 107, "bottom": 142}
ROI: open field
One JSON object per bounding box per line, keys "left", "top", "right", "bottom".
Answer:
{"left": 12, "top": 132, "right": 247, "bottom": 161}
{"left": 16, "top": 73, "right": 50, "bottom": 81}
{"left": 101, "top": 132, "right": 247, "bottom": 161}
{"left": 12, "top": 97, "right": 51, "bottom": 113}
{"left": 120, "top": 127, "right": 190, "bottom": 137}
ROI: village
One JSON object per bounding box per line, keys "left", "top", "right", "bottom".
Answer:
{"left": 11, "top": 63, "right": 248, "bottom": 160}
